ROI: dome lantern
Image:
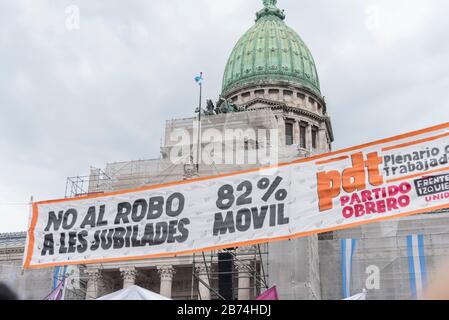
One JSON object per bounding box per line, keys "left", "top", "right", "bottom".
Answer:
{"left": 256, "top": 0, "right": 286, "bottom": 21}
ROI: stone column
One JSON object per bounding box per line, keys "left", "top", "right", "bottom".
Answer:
{"left": 293, "top": 121, "right": 300, "bottom": 145}
{"left": 277, "top": 116, "right": 285, "bottom": 146}
{"left": 306, "top": 124, "right": 313, "bottom": 151}
{"left": 236, "top": 262, "right": 251, "bottom": 301}
{"left": 279, "top": 89, "right": 284, "bottom": 101}
{"left": 236, "top": 247, "right": 253, "bottom": 301}
{"left": 158, "top": 265, "right": 176, "bottom": 299}
{"left": 319, "top": 128, "right": 329, "bottom": 153}
{"left": 120, "top": 267, "right": 137, "bottom": 289}
{"left": 250, "top": 90, "right": 255, "bottom": 100}
{"left": 195, "top": 263, "right": 211, "bottom": 300}
{"left": 85, "top": 269, "right": 102, "bottom": 300}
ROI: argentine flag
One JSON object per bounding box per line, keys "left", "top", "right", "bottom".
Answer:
{"left": 341, "top": 239, "right": 357, "bottom": 299}
{"left": 407, "top": 234, "right": 428, "bottom": 299}
{"left": 194, "top": 72, "right": 203, "bottom": 85}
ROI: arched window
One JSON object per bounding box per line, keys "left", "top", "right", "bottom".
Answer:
{"left": 285, "top": 120, "right": 294, "bottom": 146}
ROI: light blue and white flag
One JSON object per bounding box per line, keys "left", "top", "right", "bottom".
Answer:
{"left": 341, "top": 239, "right": 357, "bottom": 299}
{"left": 53, "top": 265, "right": 68, "bottom": 289}
{"left": 194, "top": 72, "right": 203, "bottom": 85}
{"left": 407, "top": 234, "right": 428, "bottom": 299}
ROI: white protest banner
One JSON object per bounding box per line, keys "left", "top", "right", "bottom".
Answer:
{"left": 23, "top": 122, "right": 449, "bottom": 269}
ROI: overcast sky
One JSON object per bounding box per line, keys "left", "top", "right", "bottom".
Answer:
{"left": 1, "top": 0, "right": 449, "bottom": 233}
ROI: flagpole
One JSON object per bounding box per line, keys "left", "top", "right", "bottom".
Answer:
{"left": 196, "top": 73, "right": 203, "bottom": 173}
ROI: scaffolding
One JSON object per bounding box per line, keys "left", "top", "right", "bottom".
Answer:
{"left": 59, "top": 109, "right": 282, "bottom": 300}
{"left": 191, "top": 245, "right": 270, "bottom": 300}
{"left": 66, "top": 109, "right": 281, "bottom": 198}
{"left": 163, "top": 109, "right": 279, "bottom": 163}
{"left": 65, "top": 168, "right": 112, "bottom": 198}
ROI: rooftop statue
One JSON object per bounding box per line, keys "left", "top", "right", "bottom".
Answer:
{"left": 205, "top": 100, "right": 216, "bottom": 116}
{"left": 197, "top": 99, "right": 244, "bottom": 116}
{"left": 216, "top": 97, "right": 244, "bottom": 114}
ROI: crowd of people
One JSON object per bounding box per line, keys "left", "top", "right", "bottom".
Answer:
{"left": 1, "top": 260, "right": 449, "bottom": 300}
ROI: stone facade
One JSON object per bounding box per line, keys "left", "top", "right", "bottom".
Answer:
{"left": 0, "top": 233, "right": 53, "bottom": 300}
{"left": 3, "top": 212, "right": 449, "bottom": 300}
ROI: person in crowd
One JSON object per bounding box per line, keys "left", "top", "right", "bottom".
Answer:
{"left": 0, "top": 283, "right": 18, "bottom": 300}
{"left": 425, "top": 260, "right": 449, "bottom": 300}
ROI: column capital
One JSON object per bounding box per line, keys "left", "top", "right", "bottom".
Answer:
{"left": 120, "top": 267, "right": 137, "bottom": 283}
{"left": 237, "top": 246, "right": 256, "bottom": 254}
{"left": 195, "top": 262, "right": 211, "bottom": 275}
{"left": 85, "top": 268, "right": 102, "bottom": 281}
{"left": 85, "top": 269, "right": 102, "bottom": 300}
{"left": 157, "top": 265, "right": 176, "bottom": 281}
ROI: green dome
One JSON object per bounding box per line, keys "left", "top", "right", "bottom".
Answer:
{"left": 222, "top": 0, "right": 321, "bottom": 96}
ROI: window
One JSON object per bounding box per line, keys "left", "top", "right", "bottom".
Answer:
{"left": 300, "top": 123, "right": 307, "bottom": 149}
{"left": 312, "top": 126, "right": 318, "bottom": 149}
{"left": 255, "top": 89, "right": 265, "bottom": 97}
{"left": 285, "top": 122, "right": 294, "bottom": 146}
{"left": 283, "top": 90, "right": 293, "bottom": 101}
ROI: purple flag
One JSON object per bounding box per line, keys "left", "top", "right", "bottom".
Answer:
{"left": 44, "top": 279, "right": 66, "bottom": 300}
{"left": 256, "top": 286, "right": 279, "bottom": 300}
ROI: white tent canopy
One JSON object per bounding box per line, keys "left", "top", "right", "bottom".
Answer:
{"left": 97, "top": 285, "right": 171, "bottom": 300}
{"left": 343, "top": 290, "right": 367, "bottom": 301}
